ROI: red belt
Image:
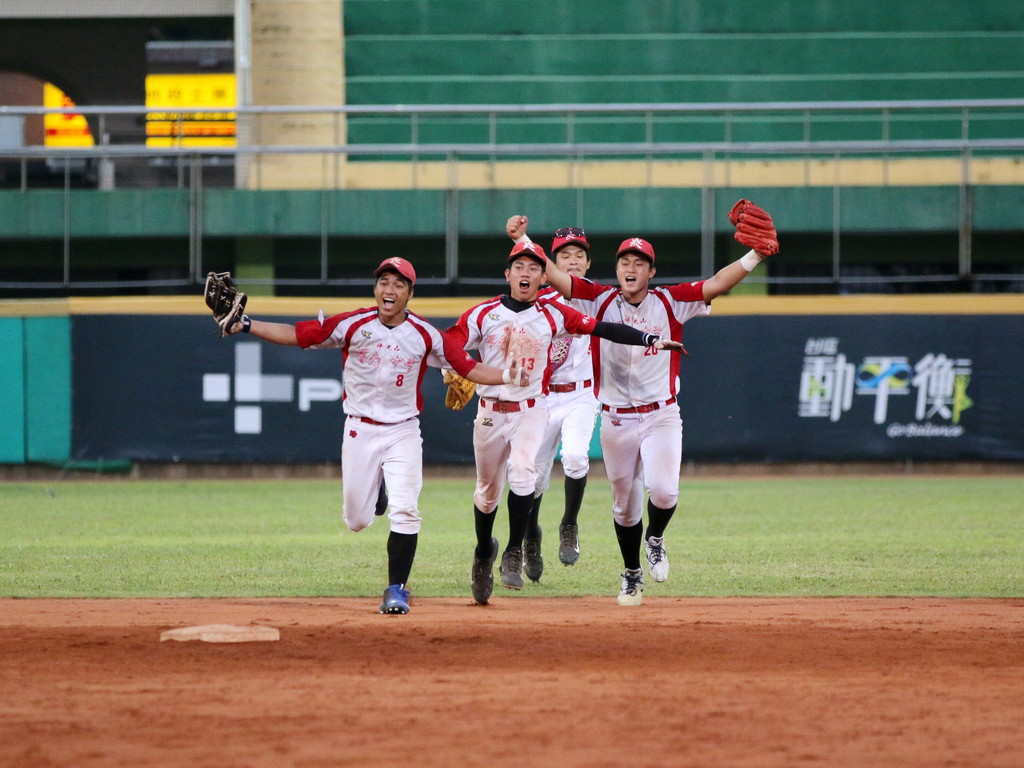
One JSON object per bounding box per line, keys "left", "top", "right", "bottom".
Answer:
{"left": 352, "top": 416, "right": 414, "bottom": 426}
{"left": 480, "top": 398, "right": 537, "bottom": 413}
{"left": 549, "top": 379, "right": 593, "bottom": 394}
{"left": 601, "top": 398, "right": 675, "bottom": 415}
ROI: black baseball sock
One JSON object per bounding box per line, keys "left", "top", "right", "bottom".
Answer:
{"left": 614, "top": 520, "right": 644, "bottom": 571}
{"left": 645, "top": 499, "right": 677, "bottom": 541}
{"left": 386, "top": 531, "right": 417, "bottom": 586}
{"left": 506, "top": 490, "right": 533, "bottom": 551}
{"left": 526, "top": 494, "right": 543, "bottom": 541}
{"left": 474, "top": 505, "right": 497, "bottom": 558}
{"left": 374, "top": 478, "right": 388, "bottom": 516}
{"left": 561, "top": 475, "right": 588, "bottom": 526}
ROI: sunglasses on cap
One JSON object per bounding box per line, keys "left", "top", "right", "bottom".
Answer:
{"left": 554, "top": 227, "right": 586, "bottom": 238}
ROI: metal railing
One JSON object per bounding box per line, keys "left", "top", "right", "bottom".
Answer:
{"left": 2, "top": 100, "right": 1024, "bottom": 293}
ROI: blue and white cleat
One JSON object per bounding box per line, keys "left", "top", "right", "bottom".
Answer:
{"left": 379, "top": 583, "right": 411, "bottom": 614}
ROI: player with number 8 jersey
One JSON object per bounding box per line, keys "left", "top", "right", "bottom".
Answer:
{"left": 216, "top": 257, "right": 528, "bottom": 616}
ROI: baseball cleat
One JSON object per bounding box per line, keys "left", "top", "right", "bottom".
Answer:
{"left": 471, "top": 537, "right": 499, "bottom": 604}
{"left": 379, "top": 583, "right": 410, "bottom": 614}
{"left": 645, "top": 535, "right": 670, "bottom": 583}
{"left": 617, "top": 568, "right": 644, "bottom": 606}
{"left": 524, "top": 530, "right": 543, "bottom": 582}
{"left": 558, "top": 522, "right": 580, "bottom": 565}
{"left": 499, "top": 546, "right": 524, "bottom": 590}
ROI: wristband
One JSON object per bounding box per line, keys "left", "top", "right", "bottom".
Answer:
{"left": 502, "top": 368, "right": 511, "bottom": 384}
{"left": 642, "top": 333, "right": 660, "bottom": 347}
{"left": 739, "top": 250, "right": 763, "bottom": 272}
{"left": 241, "top": 315, "right": 252, "bottom": 333}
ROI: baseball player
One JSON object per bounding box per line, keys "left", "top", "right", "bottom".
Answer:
{"left": 445, "top": 241, "right": 684, "bottom": 605}
{"left": 211, "top": 257, "right": 528, "bottom": 615}
{"left": 515, "top": 199, "right": 780, "bottom": 606}
{"left": 503, "top": 224, "right": 599, "bottom": 577}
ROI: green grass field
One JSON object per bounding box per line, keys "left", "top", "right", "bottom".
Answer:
{"left": 1, "top": 476, "right": 1021, "bottom": 599}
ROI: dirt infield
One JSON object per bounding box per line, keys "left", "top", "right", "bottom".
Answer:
{"left": 2, "top": 597, "right": 1023, "bottom": 768}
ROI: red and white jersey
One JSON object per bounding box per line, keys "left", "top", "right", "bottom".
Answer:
{"left": 447, "top": 295, "right": 598, "bottom": 401}
{"left": 296, "top": 308, "right": 477, "bottom": 422}
{"left": 539, "top": 286, "right": 594, "bottom": 386}
{"left": 570, "top": 276, "right": 711, "bottom": 407}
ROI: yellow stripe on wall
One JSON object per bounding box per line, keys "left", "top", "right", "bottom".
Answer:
{"left": 2, "top": 294, "right": 1021, "bottom": 319}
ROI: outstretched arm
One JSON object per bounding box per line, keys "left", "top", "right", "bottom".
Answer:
{"left": 228, "top": 317, "right": 300, "bottom": 345}
{"left": 592, "top": 322, "right": 686, "bottom": 353}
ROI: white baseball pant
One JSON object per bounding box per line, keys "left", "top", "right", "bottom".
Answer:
{"left": 598, "top": 403, "right": 683, "bottom": 527}
{"left": 341, "top": 416, "right": 423, "bottom": 535}
{"left": 472, "top": 402, "right": 549, "bottom": 512}
{"left": 533, "top": 387, "right": 599, "bottom": 496}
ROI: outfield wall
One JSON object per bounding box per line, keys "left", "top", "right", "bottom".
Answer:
{"left": 1, "top": 295, "right": 1022, "bottom": 467}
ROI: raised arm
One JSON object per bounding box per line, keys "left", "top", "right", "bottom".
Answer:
{"left": 506, "top": 213, "right": 572, "bottom": 298}
{"left": 703, "top": 199, "right": 779, "bottom": 301}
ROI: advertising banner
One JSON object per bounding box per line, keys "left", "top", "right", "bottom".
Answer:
{"left": 72, "top": 315, "right": 474, "bottom": 464}
{"left": 71, "top": 313, "right": 1024, "bottom": 465}
{"left": 679, "top": 314, "right": 1024, "bottom": 461}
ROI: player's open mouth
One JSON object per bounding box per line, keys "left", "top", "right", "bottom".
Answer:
{"left": 382, "top": 297, "right": 395, "bottom": 307}
{"left": 518, "top": 279, "right": 531, "bottom": 290}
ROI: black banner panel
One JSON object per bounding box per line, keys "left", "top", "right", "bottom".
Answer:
{"left": 72, "top": 315, "right": 475, "bottom": 464}
{"left": 679, "top": 314, "right": 1024, "bottom": 461}
{"left": 71, "top": 314, "right": 1024, "bottom": 464}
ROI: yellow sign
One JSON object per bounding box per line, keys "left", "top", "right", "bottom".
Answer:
{"left": 44, "top": 83, "right": 95, "bottom": 147}
{"left": 145, "top": 73, "right": 236, "bottom": 147}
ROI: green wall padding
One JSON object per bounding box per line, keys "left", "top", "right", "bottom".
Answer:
{"left": 24, "top": 316, "right": 71, "bottom": 463}
{"left": 0, "top": 318, "right": 26, "bottom": 463}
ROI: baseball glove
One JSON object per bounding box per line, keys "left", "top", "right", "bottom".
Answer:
{"left": 442, "top": 370, "right": 477, "bottom": 410}
{"left": 728, "top": 199, "right": 779, "bottom": 256}
{"left": 204, "top": 271, "right": 247, "bottom": 338}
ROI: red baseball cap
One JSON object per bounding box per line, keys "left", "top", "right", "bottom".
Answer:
{"left": 508, "top": 240, "right": 547, "bottom": 265}
{"left": 373, "top": 257, "right": 417, "bottom": 286}
{"left": 615, "top": 237, "right": 656, "bottom": 263}
{"left": 551, "top": 227, "right": 590, "bottom": 256}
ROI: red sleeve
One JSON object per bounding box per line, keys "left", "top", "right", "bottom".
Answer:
{"left": 666, "top": 280, "right": 707, "bottom": 302}
{"left": 294, "top": 308, "right": 373, "bottom": 348}
{"left": 569, "top": 275, "right": 610, "bottom": 301}
{"left": 440, "top": 328, "right": 479, "bottom": 378}
{"left": 444, "top": 309, "right": 472, "bottom": 349}
{"left": 546, "top": 300, "right": 598, "bottom": 335}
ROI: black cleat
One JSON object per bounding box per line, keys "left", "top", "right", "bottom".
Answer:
{"left": 524, "top": 530, "right": 544, "bottom": 582}
{"left": 499, "top": 546, "right": 525, "bottom": 590}
{"left": 558, "top": 523, "right": 580, "bottom": 566}
{"left": 471, "top": 537, "right": 499, "bottom": 604}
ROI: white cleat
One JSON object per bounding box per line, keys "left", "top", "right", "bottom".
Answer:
{"left": 617, "top": 567, "right": 645, "bottom": 606}
{"left": 645, "top": 536, "right": 670, "bottom": 583}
